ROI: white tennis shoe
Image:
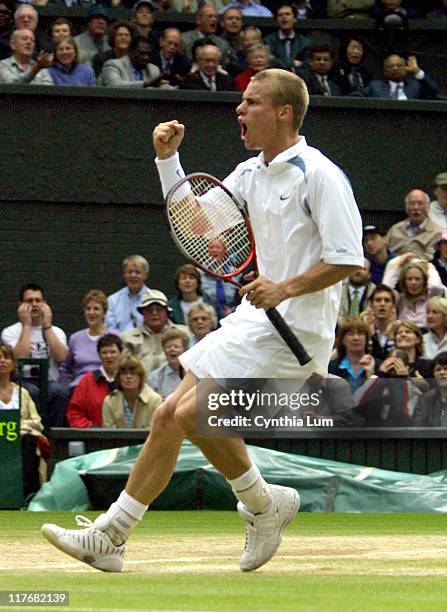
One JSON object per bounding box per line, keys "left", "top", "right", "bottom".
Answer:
{"left": 237, "top": 484, "right": 300, "bottom": 572}
{"left": 41, "top": 515, "right": 125, "bottom": 572}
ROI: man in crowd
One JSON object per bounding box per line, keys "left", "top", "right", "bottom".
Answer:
{"left": 386, "top": 189, "right": 442, "bottom": 259}
{"left": 182, "top": 4, "right": 229, "bottom": 59}
{"left": 151, "top": 27, "right": 191, "bottom": 88}
{"left": 220, "top": 0, "right": 272, "bottom": 17}
{"left": 100, "top": 35, "right": 164, "bottom": 88}
{"left": 74, "top": 4, "right": 111, "bottom": 67}
{"left": 338, "top": 258, "right": 375, "bottom": 323}
{"left": 297, "top": 44, "right": 342, "bottom": 96}
{"left": 180, "top": 42, "right": 234, "bottom": 91}
{"left": 0, "top": 29, "right": 52, "bottom": 83}
{"left": 265, "top": 3, "right": 309, "bottom": 72}
{"left": 352, "top": 54, "right": 439, "bottom": 100}
{"left": 121, "top": 290, "right": 191, "bottom": 375}
{"left": 429, "top": 172, "right": 447, "bottom": 229}
{"left": 105, "top": 255, "right": 150, "bottom": 333}
{"left": 363, "top": 225, "right": 396, "bottom": 285}
{"left": 366, "top": 284, "right": 397, "bottom": 360}
{"left": 148, "top": 327, "right": 189, "bottom": 398}
{"left": 132, "top": 0, "right": 160, "bottom": 50}
{"left": 0, "top": 1, "right": 13, "bottom": 60}
{"left": 1, "top": 283, "right": 68, "bottom": 426}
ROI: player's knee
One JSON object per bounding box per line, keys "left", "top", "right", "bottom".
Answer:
{"left": 151, "top": 396, "right": 178, "bottom": 433}
{"left": 174, "top": 396, "right": 196, "bottom": 436}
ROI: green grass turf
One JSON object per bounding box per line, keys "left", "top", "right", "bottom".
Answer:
{"left": 1, "top": 511, "right": 446, "bottom": 612}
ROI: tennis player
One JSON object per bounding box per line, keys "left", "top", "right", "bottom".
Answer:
{"left": 42, "top": 69, "right": 364, "bottom": 572}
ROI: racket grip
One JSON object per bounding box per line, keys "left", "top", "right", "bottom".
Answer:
{"left": 265, "top": 308, "right": 312, "bottom": 366}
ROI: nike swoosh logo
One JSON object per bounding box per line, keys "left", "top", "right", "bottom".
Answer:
{"left": 280, "top": 194, "right": 291, "bottom": 201}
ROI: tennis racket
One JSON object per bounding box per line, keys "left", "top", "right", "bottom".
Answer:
{"left": 165, "top": 172, "right": 312, "bottom": 366}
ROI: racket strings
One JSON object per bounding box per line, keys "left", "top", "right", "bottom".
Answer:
{"left": 168, "top": 178, "right": 252, "bottom": 274}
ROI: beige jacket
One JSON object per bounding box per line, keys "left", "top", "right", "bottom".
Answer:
{"left": 14, "top": 383, "right": 44, "bottom": 436}
{"left": 102, "top": 384, "right": 162, "bottom": 429}
{"left": 386, "top": 218, "right": 442, "bottom": 260}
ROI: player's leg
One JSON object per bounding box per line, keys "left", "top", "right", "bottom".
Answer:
{"left": 41, "top": 372, "right": 197, "bottom": 572}
{"left": 173, "top": 379, "right": 300, "bottom": 571}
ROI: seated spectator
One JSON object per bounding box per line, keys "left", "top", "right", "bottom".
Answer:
{"left": 102, "top": 355, "right": 162, "bottom": 428}
{"left": 121, "top": 290, "right": 191, "bottom": 375}
{"left": 0, "top": 29, "right": 52, "bottom": 84}
{"left": 235, "top": 43, "right": 271, "bottom": 91}
{"left": 329, "top": 316, "right": 377, "bottom": 393}
{"left": 383, "top": 254, "right": 444, "bottom": 328}
{"left": 426, "top": 0, "right": 447, "bottom": 19}
{"left": 327, "top": 0, "right": 374, "bottom": 18}
{"left": 100, "top": 35, "right": 166, "bottom": 88}
{"left": 363, "top": 225, "right": 396, "bottom": 285}
{"left": 131, "top": 0, "right": 160, "bottom": 50}
{"left": 364, "top": 284, "right": 398, "bottom": 360}
{"left": 220, "top": 7, "right": 243, "bottom": 77}
{"left": 182, "top": 4, "right": 230, "bottom": 60}
{"left": 1, "top": 283, "right": 68, "bottom": 427}
{"left": 428, "top": 172, "right": 447, "bottom": 229}
{"left": 105, "top": 254, "right": 150, "bottom": 333}
{"left": 74, "top": 4, "right": 111, "bottom": 68}
{"left": 48, "top": 18, "right": 73, "bottom": 49}
{"left": 394, "top": 320, "right": 432, "bottom": 381}
{"left": 93, "top": 20, "right": 135, "bottom": 79}
{"left": 353, "top": 347, "right": 421, "bottom": 426}
{"left": 180, "top": 42, "right": 234, "bottom": 91}
{"left": 14, "top": 5, "right": 38, "bottom": 37}
{"left": 187, "top": 303, "right": 217, "bottom": 345}
{"left": 0, "top": 341, "right": 49, "bottom": 499}
{"left": 150, "top": 27, "right": 192, "bottom": 88}
{"left": 334, "top": 36, "right": 373, "bottom": 95}
{"left": 372, "top": 0, "right": 417, "bottom": 23}
{"left": 59, "top": 290, "right": 115, "bottom": 391}
{"left": 413, "top": 352, "right": 447, "bottom": 426}
{"left": 66, "top": 334, "right": 122, "bottom": 428}
{"left": 424, "top": 297, "right": 447, "bottom": 359}
{"left": 222, "top": 24, "right": 263, "bottom": 77}
{"left": 298, "top": 373, "right": 354, "bottom": 427}
{"left": 264, "top": 3, "right": 309, "bottom": 73}
{"left": 38, "top": 38, "right": 96, "bottom": 86}
{"left": 220, "top": 0, "right": 273, "bottom": 17}
{"left": 352, "top": 54, "right": 439, "bottom": 100}
{"left": 386, "top": 189, "right": 442, "bottom": 259}
{"left": 338, "top": 258, "right": 376, "bottom": 323}
{"left": 0, "top": 2, "right": 13, "bottom": 61}
{"left": 297, "top": 44, "right": 343, "bottom": 96}
{"left": 432, "top": 229, "right": 447, "bottom": 286}
{"left": 148, "top": 327, "right": 189, "bottom": 398}
{"left": 168, "top": 264, "right": 213, "bottom": 325}
{"left": 199, "top": 237, "right": 239, "bottom": 320}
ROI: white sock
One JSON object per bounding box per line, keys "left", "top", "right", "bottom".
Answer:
{"left": 94, "top": 491, "right": 148, "bottom": 546}
{"left": 227, "top": 463, "right": 272, "bottom": 515}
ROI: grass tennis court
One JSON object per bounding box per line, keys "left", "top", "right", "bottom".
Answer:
{"left": 1, "top": 511, "right": 447, "bottom": 611}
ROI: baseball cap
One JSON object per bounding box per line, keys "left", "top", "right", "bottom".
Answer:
{"left": 435, "top": 172, "right": 447, "bottom": 187}
{"left": 87, "top": 4, "right": 110, "bottom": 21}
{"left": 133, "top": 0, "right": 155, "bottom": 12}
{"left": 363, "top": 225, "right": 385, "bottom": 236}
{"left": 137, "top": 289, "right": 169, "bottom": 312}
{"left": 435, "top": 229, "right": 447, "bottom": 248}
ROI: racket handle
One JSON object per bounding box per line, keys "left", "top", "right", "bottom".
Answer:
{"left": 265, "top": 308, "right": 312, "bottom": 366}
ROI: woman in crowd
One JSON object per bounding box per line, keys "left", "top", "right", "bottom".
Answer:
{"left": 393, "top": 321, "right": 431, "bottom": 383}
{"left": 424, "top": 297, "right": 447, "bottom": 359}
{"left": 383, "top": 254, "right": 444, "bottom": 328}
{"left": 413, "top": 352, "right": 447, "bottom": 426}
{"left": 329, "top": 316, "right": 377, "bottom": 393}
{"left": 0, "top": 342, "right": 49, "bottom": 499}
{"left": 59, "top": 290, "right": 115, "bottom": 391}
{"left": 187, "top": 303, "right": 217, "bottom": 345}
{"left": 168, "top": 263, "right": 213, "bottom": 325}
{"left": 335, "top": 36, "right": 373, "bottom": 94}
{"left": 40, "top": 37, "right": 95, "bottom": 86}
{"left": 93, "top": 20, "right": 135, "bottom": 78}
{"left": 235, "top": 44, "right": 271, "bottom": 92}
{"left": 102, "top": 355, "right": 162, "bottom": 428}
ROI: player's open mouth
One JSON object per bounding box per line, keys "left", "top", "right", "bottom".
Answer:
{"left": 240, "top": 123, "right": 248, "bottom": 140}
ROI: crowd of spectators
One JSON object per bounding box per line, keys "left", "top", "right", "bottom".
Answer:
{"left": 0, "top": 0, "right": 445, "bottom": 97}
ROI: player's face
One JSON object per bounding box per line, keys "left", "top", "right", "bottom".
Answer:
{"left": 236, "top": 80, "right": 285, "bottom": 162}
{"left": 123, "top": 262, "right": 148, "bottom": 293}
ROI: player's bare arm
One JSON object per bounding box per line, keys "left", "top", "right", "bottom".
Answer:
{"left": 241, "top": 262, "right": 361, "bottom": 309}
{"left": 153, "top": 120, "right": 185, "bottom": 160}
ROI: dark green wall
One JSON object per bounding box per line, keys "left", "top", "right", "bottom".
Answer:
{"left": 1, "top": 86, "right": 446, "bottom": 334}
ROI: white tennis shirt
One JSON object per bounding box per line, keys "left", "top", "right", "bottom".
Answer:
{"left": 156, "top": 137, "right": 364, "bottom": 377}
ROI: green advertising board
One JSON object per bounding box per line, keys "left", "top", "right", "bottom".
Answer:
{"left": 0, "top": 409, "right": 23, "bottom": 508}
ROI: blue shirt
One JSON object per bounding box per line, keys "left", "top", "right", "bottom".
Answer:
{"left": 148, "top": 362, "right": 181, "bottom": 398}
{"left": 338, "top": 356, "right": 364, "bottom": 393}
{"left": 48, "top": 62, "right": 96, "bottom": 86}
{"left": 105, "top": 285, "right": 150, "bottom": 333}
{"left": 366, "top": 248, "right": 395, "bottom": 285}
{"left": 220, "top": 0, "right": 272, "bottom": 17}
